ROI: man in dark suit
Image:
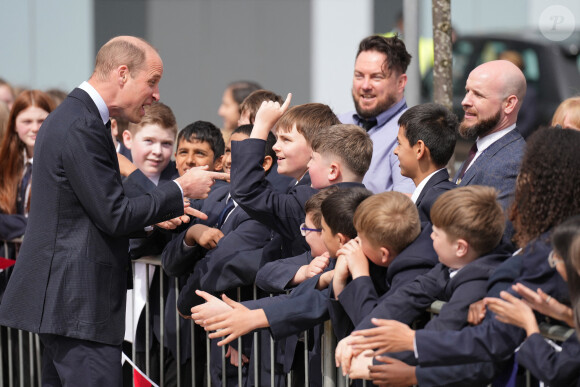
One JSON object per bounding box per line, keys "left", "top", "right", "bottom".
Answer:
{"left": 0, "top": 36, "right": 227, "bottom": 386}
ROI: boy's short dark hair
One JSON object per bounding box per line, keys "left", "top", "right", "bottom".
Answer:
{"left": 239, "top": 90, "right": 283, "bottom": 123}
{"left": 231, "top": 124, "right": 277, "bottom": 176}
{"left": 177, "top": 120, "right": 225, "bottom": 161}
{"left": 398, "top": 103, "right": 458, "bottom": 167}
{"left": 310, "top": 124, "right": 373, "bottom": 179}
{"left": 321, "top": 187, "right": 373, "bottom": 239}
{"left": 357, "top": 34, "right": 411, "bottom": 76}
{"left": 354, "top": 192, "right": 421, "bottom": 254}
{"left": 431, "top": 185, "right": 505, "bottom": 256}
{"left": 304, "top": 186, "right": 340, "bottom": 229}
{"left": 274, "top": 103, "right": 340, "bottom": 145}
{"left": 127, "top": 102, "right": 178, "bottom": 136}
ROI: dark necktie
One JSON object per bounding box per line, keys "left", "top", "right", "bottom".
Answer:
{"left": 18, "top": 162, "right": 33, "bottom": 214}
{"left": 216, "top": 197, "right": 235, "bottom": 229}
{"left": 358, "top": 118, "right": 377, "bottom": 131}
{"left": 456, "top": 143, "right": 478, "bottom": 183}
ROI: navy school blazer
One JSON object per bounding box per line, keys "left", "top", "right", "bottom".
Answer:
{"left": 415, "top": 168, "right": 457, "bottom": 223}
{"left": 230, "top": 138, "right": 314, "bottom": 259}
{"left": 328, "top": 223, "right": 438, "bottom": 339}
{"left": 160, "top": 184, "right": 272, "bottom": 316}
{"left": 356, "top": 242, "right": 513, "bottom": 331}
{"left": 415, "top": 231, "right": 568, "bottom": 367}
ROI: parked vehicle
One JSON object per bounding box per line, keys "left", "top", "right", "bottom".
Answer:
{"left": 422, "top": 31, "right": 580, "bottom": 138}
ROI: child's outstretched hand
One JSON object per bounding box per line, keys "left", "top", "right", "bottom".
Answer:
{"left": 350, "top": 318, "right": 415, "bottom": 356}
{"left": 251, "top": 93, "right": 292, "bottom": 139}
{"left": 190, "top": 290, "right": 231, "bottom": 326}
{"left": 203, "top": 294, "right": 269, "bottom": 347}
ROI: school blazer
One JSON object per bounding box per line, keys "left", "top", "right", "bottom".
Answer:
{"left": 357, "top": 243, "right": 512, "bottom": 331}
{"left": 0, "top": 88, "right": 183, "bottom": 345}
{"left": 255, "top": 251, "right": 312, "bottom": 293}
{"left": 230, "top": 138, "right": 314, "bottom": 258}
{"left": 415, "top": 232, "right": 568, "bottom": 367}
{"left": 517, "top": 332, "right": 580, "bottom": 387}
{"left": 328, "top": 223, "right": 438, "bottom": 339}
{"left": 415, "top": 168, "right": 456, "bottom": 223}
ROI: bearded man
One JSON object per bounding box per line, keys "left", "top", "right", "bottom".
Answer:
{"left": 339, "top": 35, "right": 416, "bottom": 194}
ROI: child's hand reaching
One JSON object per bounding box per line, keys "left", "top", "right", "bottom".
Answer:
{"left": 251, "top": 93, "right": 292, "bottom": 139}
{"left": 190, "top": 290, "right": 232, "bottom": 326}
{"left": 185, "top": 224, "right": 224, "bottom": 249}
{"left": 203, "top": 294, "right": 269, "bottom": 346}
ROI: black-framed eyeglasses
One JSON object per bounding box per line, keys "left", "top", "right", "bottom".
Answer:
{"left": 548, "top": 250, "right": 563, "bottom": 268}
{"left": 300, "top": 222, "right": 322, "bottom": 237}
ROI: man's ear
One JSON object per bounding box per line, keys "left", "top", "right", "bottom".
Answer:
{"left": 397, "top": 73, "right": 408, "bottom": 93}
{"left": 262, "top": 155, "right": 274, "bottom": 173}
{"left": 456, "top": 238, "right": 469, "bottom": 258}
{"left": 122, "top": 130, "right": 133, "bottom": 149}
{"left": 117, "top": 65, "right": 129, "bottom": 86}
{"left": 504, "top": 95, "right": 518, "bottom": 115}
{"left": 213, "top": 155, "right": 224, "bottom": 172}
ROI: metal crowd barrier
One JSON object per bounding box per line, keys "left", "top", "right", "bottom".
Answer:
{"left": 0, "top": 248, "right": 576, "bottom": 386}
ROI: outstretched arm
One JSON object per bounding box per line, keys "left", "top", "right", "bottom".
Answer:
{"left": 203, "top": 294, "right": 269, "bottom": 346}
{"left": 350, "top": 319, "right": 415, "bottom": 356}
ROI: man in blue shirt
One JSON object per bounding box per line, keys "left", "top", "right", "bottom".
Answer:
{"left": 340, "top": 35, "right": 415, "bottom": 194}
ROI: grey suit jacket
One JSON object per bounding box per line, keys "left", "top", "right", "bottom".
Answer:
{"left": 0, "top": 88, "right": 183, "bottom": 345}
{"left": 455, "top": 128, "right": 525, "bottom": 212}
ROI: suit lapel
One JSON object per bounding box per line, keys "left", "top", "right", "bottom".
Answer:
{"left": 416, "top": 169, "right": 450, "bottom": 206}
{"left": 458, "top": 129, "right": 521, "bottom": 186}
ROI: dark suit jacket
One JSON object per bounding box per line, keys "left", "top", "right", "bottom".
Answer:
{"left": 454, "top": 129, "right": 524, "bottom": 211}
{"left": 415, "top": 168, "right": 456, "bottom": 223}
{"left": 0, "top": 88, "right": 183, "bottom": 345}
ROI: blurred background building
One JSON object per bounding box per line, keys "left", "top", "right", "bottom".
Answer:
{"left": 1, "top": 0, "right": 579, "bottom": 129}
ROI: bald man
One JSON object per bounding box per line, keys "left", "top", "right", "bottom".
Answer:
{"left": 0, "top": 36, "right": 227, "bottom": 386}
{"left": 453, "top": 60, "right": 526, "bottom": 242}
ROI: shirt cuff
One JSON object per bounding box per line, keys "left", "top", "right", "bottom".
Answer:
{"left": 182, "top": 240, "right": 195, "bottom": 251}
{"left": 413, "top": 335, "right": 419, "bottom": 359}
{"left": 173, "top": 179, "right": 184, "bottom": 197}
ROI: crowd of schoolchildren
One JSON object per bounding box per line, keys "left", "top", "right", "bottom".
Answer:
{"left": 2, "top": 36, "right": 580, "bottom": 387}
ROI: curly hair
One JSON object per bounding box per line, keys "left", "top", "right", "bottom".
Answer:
{"left": 510, "top": 127, "right": 580, "bottom": 247}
